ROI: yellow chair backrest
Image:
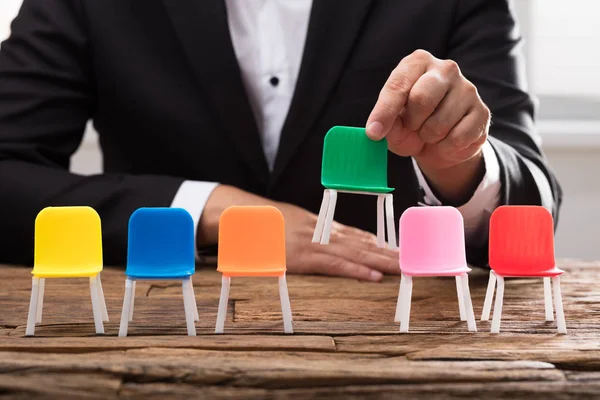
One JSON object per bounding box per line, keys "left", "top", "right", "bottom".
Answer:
{"left": 33, "top": 206, "right": 103, "bottom": 277}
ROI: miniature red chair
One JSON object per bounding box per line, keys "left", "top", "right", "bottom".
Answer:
{"left": 395, "top": 206, "right": 477, "bottom": 333}
{"left": 481, "top": 206, "right": 566, "bottom": 334}
{"left": 215, "top": 206, "right": 293, "bottom": 334}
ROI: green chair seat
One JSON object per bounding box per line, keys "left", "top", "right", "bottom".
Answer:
{"left": 323, "top": 183, "right": 393, "bottom": 193}
{"left": 321, "top": 126, "right": 394, "bottom": 193}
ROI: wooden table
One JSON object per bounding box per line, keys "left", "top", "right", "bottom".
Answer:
{"left": 0, "top": 261, "right": 598, "bottom": 399}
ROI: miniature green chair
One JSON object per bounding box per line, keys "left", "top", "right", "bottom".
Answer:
{"left": 312, "top": 126, "right": 397, "bottom": 249}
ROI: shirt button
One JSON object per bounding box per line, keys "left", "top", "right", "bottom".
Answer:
{"left": 269, "top": 76, "right": 279, "bottom": 87}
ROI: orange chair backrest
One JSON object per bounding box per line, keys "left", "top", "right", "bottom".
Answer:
{"left": 217, "top": 206, "right": 286, "bottom": 276}
{"left": 489, "top": 206, "right": 555, "bottom": 275}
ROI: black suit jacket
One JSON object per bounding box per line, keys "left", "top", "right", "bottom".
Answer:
{"left": 0, "top": 0, "right": 562, "bottom": 266}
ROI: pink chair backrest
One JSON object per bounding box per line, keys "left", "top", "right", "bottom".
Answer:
{"left": 489, "top": 206, "right": 555, "bottom": 275}
{"left": 399, "top": 206, "right": 467, "bottom": 273}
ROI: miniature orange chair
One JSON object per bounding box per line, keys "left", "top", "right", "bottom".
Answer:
{"left": 481, "top": 206, "right": 566, "bottom": 334}
{"left": 215, "top": 206, "right": 293, "bottom": 334}
{"left": 26, "top": 206, "right": 108, "bottom": 336}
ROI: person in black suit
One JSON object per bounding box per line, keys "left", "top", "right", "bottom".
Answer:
{"left": 0, "top": 0, "right": 561, "bottom": 281}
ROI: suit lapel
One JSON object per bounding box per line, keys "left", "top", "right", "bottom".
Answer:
{"left": 271, "top": 0, "right": 376, "bottom": 184}
{"left": 162, "top": 0, "right": 269, "bottom": 183}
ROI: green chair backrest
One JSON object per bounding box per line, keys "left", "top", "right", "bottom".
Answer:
{"left": 321, "top": 126, "right": 392, "bottom": 192}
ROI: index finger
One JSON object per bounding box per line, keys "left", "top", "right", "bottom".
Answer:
{"left": 366, "top": 55, "right": 428, "bottom": 140}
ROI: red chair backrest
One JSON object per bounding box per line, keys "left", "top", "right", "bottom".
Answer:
{"left": 489, "top": 206, "right": 555, "bottom": 275}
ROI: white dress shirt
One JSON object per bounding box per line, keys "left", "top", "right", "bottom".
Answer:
{"left": 171, "top": 0, "right": 504, "bottom": 251}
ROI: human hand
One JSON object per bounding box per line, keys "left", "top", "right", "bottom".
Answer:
{"left": 199, "top": 185, "right": 399, "bottom": 281}
{"left": 366, "top": 49, "right": 490, "bottom": 203}
{"left": 276, "top": 201, "right": 399, "bottom": 281}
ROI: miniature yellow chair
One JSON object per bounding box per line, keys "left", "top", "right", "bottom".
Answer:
{"left": 26, "top": 206, "right": 108, "bottom": 336}
{"left": 215, "top": 206, "right": 293, "bottom": 334}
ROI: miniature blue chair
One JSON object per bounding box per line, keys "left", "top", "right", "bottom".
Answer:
{"left": 118, "top": 207, "right": 199, "bottom": 337}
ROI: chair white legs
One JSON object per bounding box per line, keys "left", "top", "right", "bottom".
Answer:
{"left": 129, "top": 280, "right": 136, "bottom": 322}
{"left": 455, "top": 276, "right": 466, "bottom": 321}
{"left": 461, "top": 274, "right": 477, "bottom": 332}
{"left": 118, "top": 278, "right": 134, "bottom": 337}
{"left": 97, "top": 274, "right": 109, "bottom": 322}
{"left": 215, "top": 275, "right": 293, "bottom": 334}
{"left": 481, "top": 271, "right": 497, "bottom": 321}
{"left": 484, "top": 273, "right": 566, "bottom": 334}
{"left": 313, "top": 189, "right": 397, "bottom": 248}
{"left": 35, "top": 278, "right": 45, "bottom": 324}
{"left": 552, "top": 276, "right": 567, "bottom": 334}
{"left": 190, "top": 277, "right": 200, "bottom": 322}
{"left": 182, "top": 278, "right": 197, "bottom": 336}
{"left": 384, "top": 194, "right": 398, "bottom": 250}
{"left": 398, "top": 274, "right": 413, "bottom": 333}
{"left": 279, "top": 273, "right": 294, "bottom": 334}
{"left": 318, "top": 189, "right": 338, "bottom": 245}
{"left": 394, "top": 276, "right": 403, "bottom": 322}
{"left": 89, "top": 276, "right": 105, "bottom": 334}
{"left": 25, "top": 277, "right": 41, "bottom": 336}
{"left": 215, "top": 276, "right": 231, "bottom": 334}
{"left": 544, "top": 277, "right": 554, "bottom": 322}
{"left": 397, "top": 274, "right": 476, "bottom": 332}
{"left": 312, "top": 189, "right": 331, "bottom": 243}
{"left": 27, "top": 276, "right": 107, "bottom": 336}
{"left": 119, "top": 277, "right": 198, "bottom": 337}
{"left": 377, "top": 195, "right": 385, "bottom": 248}
{"left": 490, "top": 275, "right": 505, "bottom": 334}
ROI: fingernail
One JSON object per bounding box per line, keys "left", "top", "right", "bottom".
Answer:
{"left": 369, "top": 270, "right": 383, "bottom": 281}
{"left": 367, "top": 121, "right": 383, "bottom": 139}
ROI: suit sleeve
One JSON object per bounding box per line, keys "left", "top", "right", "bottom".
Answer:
{"left": 448, "top": 0, "right": 563, "bottom": 266}
{"left": 0, "top": 0, "right": 184, "bottom": 266}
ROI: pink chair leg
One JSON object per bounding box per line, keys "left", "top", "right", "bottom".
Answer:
{"left": 461, "top": 274, "right": 477, "bottom": 332}
{"left": 394, "top": 275, "right": 404, "bottom": 322}
{"left": 399, "top": 274, "right": 413, "bottom": 333}
{"left": 455, "top": 276, "right": 466, "bottom": 321}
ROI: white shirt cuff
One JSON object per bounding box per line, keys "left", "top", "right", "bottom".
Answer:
{"left": 171, "top": 180, "right": 220, "bottom": 261}
{"left": 412, "top": 141, "right": 502, "bottom": 245}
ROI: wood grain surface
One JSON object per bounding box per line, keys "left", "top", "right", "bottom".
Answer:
{"left": 0, "top": 260, "right": 598, "bottom": 399}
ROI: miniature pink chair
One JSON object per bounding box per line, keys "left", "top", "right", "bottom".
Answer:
{"left": 481, "top": 206, "right": 566, "bottom": 334}
{"left": 395, "top": 206, "right": 477, "bottom": 332}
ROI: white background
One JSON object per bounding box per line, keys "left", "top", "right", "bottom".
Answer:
{"left": 530, "top": 0, "right": 600, "bottom": 98}
{"left": 0, "top": 0, "right": 20, "bottom": 42}
{"left": 1, "top": 0, "right": 600, "bottom": 259}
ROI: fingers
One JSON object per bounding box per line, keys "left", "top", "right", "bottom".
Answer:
{"left": 327, "top": 225, "right": 400, "bottom": 275}
{"left": 335, "top": 224, "right": 399, "bottom": 258}
{"left": 326, "top": 242, "right": 400, "bottom": 276}
{"left": 366, "top": 50, "right": 430, "bottom": 140}
{"left": 436, "top": 102, "right": 490, "bottom": 155}
{"left": 418, "top": 85, "right": 473, "bottom": 145}
{"left": 386, "top": 115, "right": 425, "bottom": 157}
{"left": 402, "top": 69, "right": 452, "bottom": 133}
{"left": 306, "top": 222, "right": 399, "bottom": 279}
{"left": 303, "top": 252, "right": 385, "bottom": 282}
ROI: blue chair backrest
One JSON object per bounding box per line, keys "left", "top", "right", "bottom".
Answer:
{"left": 126, "top": 208, "right": 195, "bottom": 278}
